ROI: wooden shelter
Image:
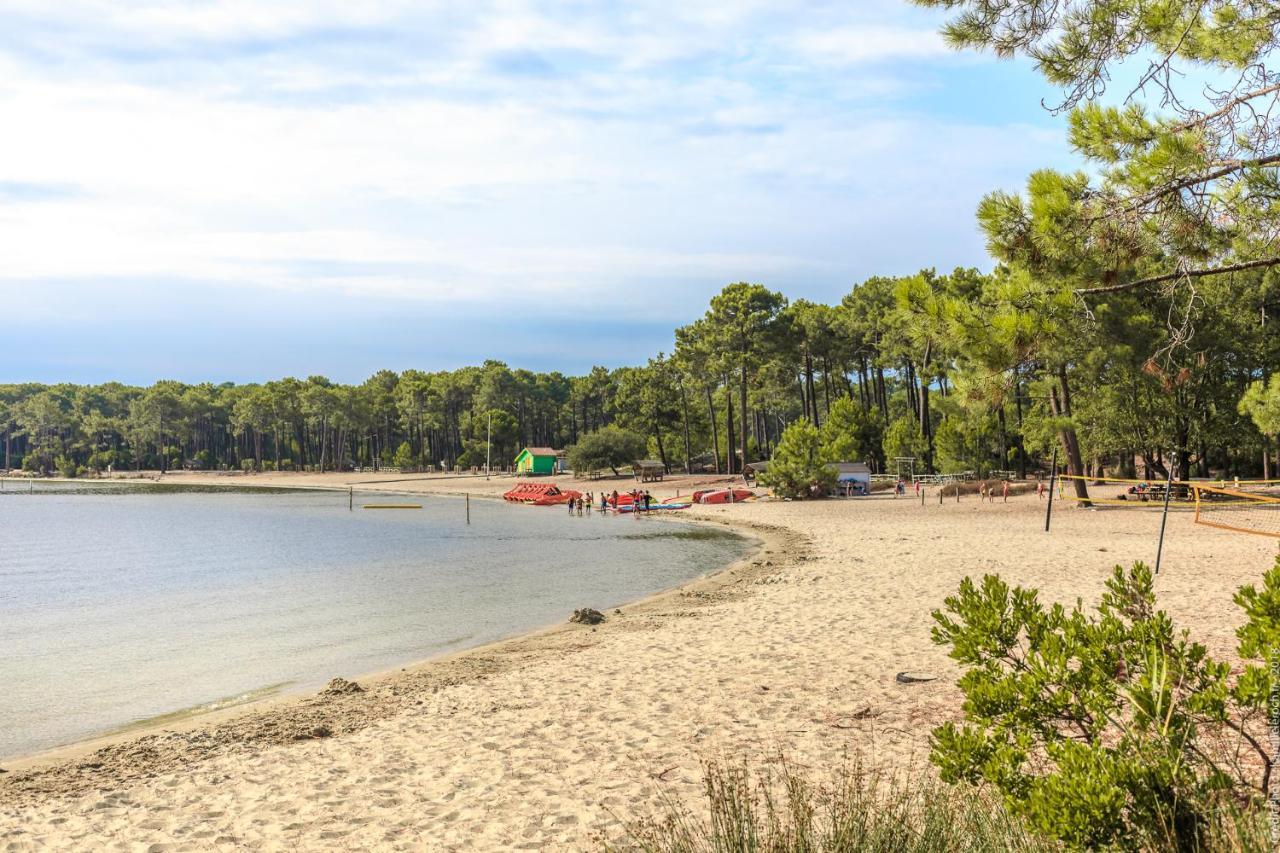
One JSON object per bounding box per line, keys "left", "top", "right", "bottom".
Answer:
{"left": 633, "top": 460, "right": 666, "bottom": 482}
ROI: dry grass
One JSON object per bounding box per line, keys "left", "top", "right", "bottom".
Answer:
{"left": 613, "top": 756, "right": 1275, "bottom": 853}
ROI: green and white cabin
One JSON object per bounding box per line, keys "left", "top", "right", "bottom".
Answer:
{"left": 514, "top": 447, "right": 562, "bottom": 476}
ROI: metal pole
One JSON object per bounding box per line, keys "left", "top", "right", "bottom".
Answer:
{"left": 1045, "top": 447, "right": 1059, "bottom": 532}
{"left": 349, "top": 486, "right": 353, "bottom": 511}
{"left": 466, "top": 493, "right": 470, "bottom": 525}
{"left": 486, "top": 413, "right": 491, "bottom": 480}
{"left": 1154, "top": 462, "right": 1174, "bottom": 575}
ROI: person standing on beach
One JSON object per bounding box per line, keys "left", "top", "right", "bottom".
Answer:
{"left": 1037, "top": 480, "right": 1046, "bottom": 500}
{"left": 644, "top": 491, "right": 653, "bottom": 512}
{"left": 567, "top": 496, "right": 575, "bottom": 515}
{"left": 1002, "top": 480, "right": 1009, "bottom": 502}
{"left": 584, "top": 492, "right": 592, "bottom": 515}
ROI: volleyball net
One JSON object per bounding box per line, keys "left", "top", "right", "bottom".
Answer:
{"left": 1051, "top": 475, "right": 1280, "bottom": 538}
{"left": 1189, "top": 483, "right": 1280, "bottom": 539}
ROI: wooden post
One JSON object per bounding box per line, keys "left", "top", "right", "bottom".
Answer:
{"left": 920, "top": 486, "right": 924, "bottom": 507}
{"left": 1154, "top": 463, "right": 1174, "bottom": 574}
{"left": 1045, "top": 447, "right": 1059, "bottom": 533}
{"left": 466, "top": 493, "right": 471, "bottom": 525}
{"left": 349, "top": 486, "right": 353, "bottom": 511}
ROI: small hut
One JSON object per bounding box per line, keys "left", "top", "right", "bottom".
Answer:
{"left": 514, "top": 447, "right": 561, "bottom": 476}
{"left": 742, "top": 460, "right": 769, "bottom": 484}
{"left": 828, "top": 462, "right": 871, "bottom": 496}
{"left": 633, "top": 460, "right": 666, "bottom": 483}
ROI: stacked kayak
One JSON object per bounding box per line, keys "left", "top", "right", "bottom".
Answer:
{"left": 502, "top": 483, "right": 582, "bottom": 505}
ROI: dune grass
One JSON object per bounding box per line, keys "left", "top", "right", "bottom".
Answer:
{"left": 613, "top": 756, "right": 1275, "bottom": 852}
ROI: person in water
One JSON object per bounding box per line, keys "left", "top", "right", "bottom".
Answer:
{"left": 567, "top": 496, "right": 575, "bottom": 514}
{"left": 600, "top": 492, "right": 608, "bottom": 513}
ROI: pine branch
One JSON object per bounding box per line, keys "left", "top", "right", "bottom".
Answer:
{"left": 1123, "top": 153, "right": 1280, "bottom": 212}
{"left": 1075, "top": 257, "right": 1280, "bottom": 295}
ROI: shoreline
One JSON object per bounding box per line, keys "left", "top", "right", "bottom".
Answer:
{"left": 0, "top": 479, "right": 794, "bottom": 804}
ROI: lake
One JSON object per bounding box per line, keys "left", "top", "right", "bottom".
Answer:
{"left": 0, "top": 482, "right": 750, "bottom": 759}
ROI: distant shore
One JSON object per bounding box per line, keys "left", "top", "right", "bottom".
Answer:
{"left": 3, "top": 472, "right": 1274, "bottom": 849}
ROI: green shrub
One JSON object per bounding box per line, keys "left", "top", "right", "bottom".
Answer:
{"left": 931, "top": 559, "right": 1280, "bottom": 850}
{"left": 759, "top": 420, "right": 835, "bottom": 499}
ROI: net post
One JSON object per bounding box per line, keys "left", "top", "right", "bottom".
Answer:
{"left": 1154, "top": 464, "right": 1174, "bottom": 575}
{"left": 1045, "top": 447, "right": 1058, "bottom": 532}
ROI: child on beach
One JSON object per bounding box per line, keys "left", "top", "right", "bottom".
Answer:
{"left": 584, "top": 492, "right": 592, "bottom": 515}
{"left": 1002, "top": 480, "right": 1009, "bottom": 502}
{"left": 1037, "top": 481, "right": 1046, "bottom": 500}
{"left": 600, "top": 492, "right": 608, "bottom": 513}
{"left": 567, "top": 496, "right": 575, "bottom": 515}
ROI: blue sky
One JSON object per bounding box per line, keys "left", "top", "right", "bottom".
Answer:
{"left": 0, "top": 0, "right": 1079, "bottom": 384}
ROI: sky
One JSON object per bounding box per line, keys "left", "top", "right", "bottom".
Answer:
{"left": 0, "top": 0, "right": 1080, "bottom": 384}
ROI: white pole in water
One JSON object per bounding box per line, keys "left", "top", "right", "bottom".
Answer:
{"left": 486, "top": 412, "right": 492, "bottom": 480}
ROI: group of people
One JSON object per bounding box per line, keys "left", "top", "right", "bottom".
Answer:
{"left": 978, "top": 480, "right": 1011, "bottom": 502}
{"left": 566, "top": 493, "right": 594, "bottom": 516}
{"left": 565, "top": 489, "right": 657, "bottom": 516}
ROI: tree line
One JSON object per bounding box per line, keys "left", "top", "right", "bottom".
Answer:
{"left": 3, "top": 262, "right": 1279, "bottom": 484}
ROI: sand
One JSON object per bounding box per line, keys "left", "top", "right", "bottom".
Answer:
{"left": 1, "top": 471, "right": 1275, "bottom": 850}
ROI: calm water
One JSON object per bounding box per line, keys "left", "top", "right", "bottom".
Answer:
{"left": 0, "top": 483, "right": 750, "bottom": 759}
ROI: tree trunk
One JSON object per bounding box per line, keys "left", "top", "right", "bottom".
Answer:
{"left": 1050, "top": 368, "right": 1090, "bottom": 503}
{"left": 822, "top": 356, "right": 833, "bottom": 413}
{"left": 706, "top": 386, "right": 721, "bottom": 474}
{"left": 678, "top": 378, "right": 693, "bottom": 474}
{"left": 725, "top": 378, "right": 736, "bottom": 475}
{"left": 805, "top": 351, "right": 818, "bottom": 428}
{"left": 920, "top": 378, "right": 932, "bottom": 472}
{"left": 1014, "top": 375, "right": 1027, "bottom": 479}
{"left": 741, "top": 362, "right": 750, "bottom": 469}
{"left": 997, "top": 406, "right": 1009, "bottom": 472}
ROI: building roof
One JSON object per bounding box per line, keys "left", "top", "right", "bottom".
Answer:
{"left": 828, "top": 462, "right": 871, "bottom": 474}
{"left": 744, "top": 460, "right": 769, "bottom": 473}
{"left": 633, "top": 460, "right": 665, "bottom": 469}
{"left": 519, "top": 447, "right": 560, "bottom": 457}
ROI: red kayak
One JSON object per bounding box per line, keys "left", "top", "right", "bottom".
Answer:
{"left": 694, "top": 488, "right": 754, "bottom": 504}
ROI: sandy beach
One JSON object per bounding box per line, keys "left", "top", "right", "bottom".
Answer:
{"left": 2, "top": 472, "right": 1274, "bottom": 850}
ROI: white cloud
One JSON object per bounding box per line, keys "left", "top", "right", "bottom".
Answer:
{"left": 0, "top": 0, "right": 1069, "bottom": 324}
